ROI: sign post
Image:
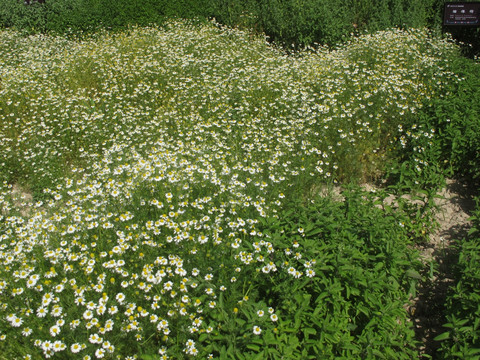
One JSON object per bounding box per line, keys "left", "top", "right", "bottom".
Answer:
{"left": 443, "top": 2, "right": 480, "bottom": 27}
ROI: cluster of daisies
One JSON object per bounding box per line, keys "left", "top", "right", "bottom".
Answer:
{"left": 0, "top": 21, "right": 460, "bottom": 359}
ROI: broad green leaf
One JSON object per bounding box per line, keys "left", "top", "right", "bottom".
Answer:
{"left": 433, "top": 331, "right": 450, "bottom": 341}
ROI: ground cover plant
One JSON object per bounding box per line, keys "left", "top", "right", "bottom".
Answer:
{"left": 0, "top": 21, "right": 470, "bottom": 359}
{"left": 432, "top": 196, "right": 480, "bottom": 359}
{"left": 424, "top": 50, "right": 480, "bottom": 360}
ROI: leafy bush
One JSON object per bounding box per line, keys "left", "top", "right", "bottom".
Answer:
{"left": 257, "top": 0, "right": 437, "bottom": 47}
{"left": 413, "top": 56, "right": 480, "bottom": 184}
{"left": 0, "top": 0, "right": 442, "bottom": 46}
{"left": 0, "top": 0, "right": 214, "bottom": 34}
{"left": 254, "top": 186, "right": 422, "bottom": 359}
{"left": 0, "top": 0, "right": 48, "bottom": 33}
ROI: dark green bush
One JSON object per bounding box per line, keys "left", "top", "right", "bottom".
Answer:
{"left": 0, "top": 0, "right": 48, "bottom": 32}
{"left": 0, "top": 0, "right": 442, "bottom": 46}
{"left": 0, "top": 0, "right": 214, "bottom": 34}
{"left": 214, "top": 0, "right": 439, "bottom": 47}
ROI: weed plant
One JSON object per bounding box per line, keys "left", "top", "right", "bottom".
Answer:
{"left": 0, "top": 21, "right": 467, "bottom": 359}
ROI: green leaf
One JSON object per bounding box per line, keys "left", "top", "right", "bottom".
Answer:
{"left": 236, "top": 352, "right": 246, "bottom": 360}
{"left": 235, "top": 318, "right": 246, "bottom": 326}
{"left": 246, "top": 344, "right": 260, "bottom": 352}
{"left": 140, "top": 355, "right": 158, "bottom": 360}
{"left": 405, "top": 269, "right": 422, "bottom": 280}
{"left": 306, "top": 227, "right": 323, "bottom": 236}
{"left": 303, "top": 327, "right": 317, "bottom": 337}
{"left": 467, "top": 226, "right": 478, "bottom": 236}
{"left": 433, "top": 331, "right": 450, "bottom": 341}
{"left": 371, "top": 349, "right": 387, "bottom": 359}
{"left": 226, "top": 344, "right": 235, "bottom": 357}
{"left": 468, "top": 348, "right": 480, "bottom": 356}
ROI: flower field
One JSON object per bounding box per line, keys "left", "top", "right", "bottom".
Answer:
{"left": 0, "top": 21, "right": 468, "bottom": 359}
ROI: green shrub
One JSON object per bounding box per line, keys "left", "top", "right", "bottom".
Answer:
{"left": 0, "top": 0, "right": 48, "bottom": 33}
{"left": 414, "top": 56, "right": 480, "bottom": 184}
{"left": 214, "top": 0, "right": 439, "bottom": 47}
{"left": 0, "top": 0, "right": 443, "bottom": 46}
{"left": 0, "top": 0, "right": 214, "bottom": 34}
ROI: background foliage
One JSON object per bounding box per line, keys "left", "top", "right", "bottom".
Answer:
{"left": 0, "top": 0, "right": 469, "bottom": 48}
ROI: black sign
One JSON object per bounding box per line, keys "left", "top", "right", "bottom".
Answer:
{"left": 444, "top": 2, "right": 480, "bottom": 26}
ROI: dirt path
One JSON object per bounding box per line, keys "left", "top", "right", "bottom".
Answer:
{"left": 413, "top": 179, "right": 476, "bottom": 358}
